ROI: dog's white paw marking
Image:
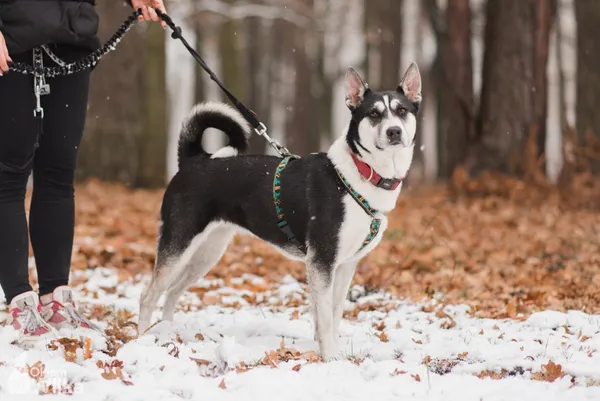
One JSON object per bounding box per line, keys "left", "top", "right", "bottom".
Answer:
{"left": 211, "top": 146, "right": 238, "bottom": 159}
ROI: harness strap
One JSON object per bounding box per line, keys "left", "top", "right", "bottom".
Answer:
{"left": 334, "top": 168, "right": 383, "bottom": 251}
{"left": 273, "top": 156, "right": 383, "bottom": 253}
{"left": 273, "top": 156, "right": 305, "bottom": 251}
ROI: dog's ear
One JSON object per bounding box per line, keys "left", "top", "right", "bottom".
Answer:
{"left": 398, "top": 62, "right": 422, "bottom": 104}
{"left": 345, "top": 67, "right": 368, "bottom": 109}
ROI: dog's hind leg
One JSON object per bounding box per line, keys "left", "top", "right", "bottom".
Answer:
{"left": 138, "top": 255, "right": 174, "bottom": 334}
{"left": 139, "top": 220, "right": 203, "bottom": 334}
{"left": 332, "top": 260, "right": 358, "bottom": 341}
{"left": 161, "top": 224, "right": 236, "bottom": 322}
{"left": 306, "top": 257, "right": 338, "bottom": 361}
{"left": 160, "top": 268, "right": 195, "bottom": 324}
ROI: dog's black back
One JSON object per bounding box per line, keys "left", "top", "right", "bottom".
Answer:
{"left": 160, "top": 150, "right": 345, "bottom": 268}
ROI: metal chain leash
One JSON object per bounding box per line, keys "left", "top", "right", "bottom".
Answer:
{"left": 8, "top": 9, "right": 142, "bottom": 78}
{"left": 41, "top": 45, "right": 67, "bottom": 68}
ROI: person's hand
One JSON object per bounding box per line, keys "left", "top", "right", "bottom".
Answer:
{"left": 131, "top": 0, "right": 167, "bottom": 29}
{"left": 0, "top": 31, "right": 12, "bottom": 76}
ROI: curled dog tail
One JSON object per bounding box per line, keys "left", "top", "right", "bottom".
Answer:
{"left": 177, "top": 101, "right": 251, "bottom": 168}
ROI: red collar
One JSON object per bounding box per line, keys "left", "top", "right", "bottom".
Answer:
{"left": 350, "top": 152, "right": 404, "bottom": 190}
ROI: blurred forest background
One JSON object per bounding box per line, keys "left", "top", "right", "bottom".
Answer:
{"left": 16, "top": 0, "right": 600, "bottom": 318}
{"left": 79, "top": 0, "right": 599, "bottom": 192}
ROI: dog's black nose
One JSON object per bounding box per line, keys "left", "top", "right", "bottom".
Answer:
{"left": 386, "top": 126, "right": 403, "bottom": 144}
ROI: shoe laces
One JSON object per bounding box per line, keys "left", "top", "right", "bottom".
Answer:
{"left": 12, "top": 304, "right": 47, "bottom": 334}
{"left": 54, "top": 300, "right": 99, "bottom": 331}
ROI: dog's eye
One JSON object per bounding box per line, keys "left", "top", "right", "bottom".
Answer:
{"left": 395, "top": 106, "right": 407, "bottom": 115}
{"left": 369, "top": 110, "right": 381, "bottom": 119}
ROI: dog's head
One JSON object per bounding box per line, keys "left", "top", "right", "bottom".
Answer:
{"left": 344, "top": 63, "right": 422, "bottom": 178}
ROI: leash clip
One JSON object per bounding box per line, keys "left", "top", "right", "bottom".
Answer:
{"left": 32, "top": 47, "right": 49, "bottom": 119}
{"left": 254, "top": 122, "right": 268, "bottom": 137}
{"left": 254, "top": 123, "right": 292, "bottom": 157}
{"left": 34, "top": 82, "right": 44, "bottom": 119}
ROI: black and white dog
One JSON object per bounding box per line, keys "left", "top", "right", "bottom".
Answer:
{"left": 139, "top": 63, "right": 422, "bottom": 360}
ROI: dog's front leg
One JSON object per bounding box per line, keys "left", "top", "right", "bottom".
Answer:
{"left": 332, "top": 260, "right": 358, "bottom": 342}
{"left": 307, "top": 260, "right": 338, "bottom": 361}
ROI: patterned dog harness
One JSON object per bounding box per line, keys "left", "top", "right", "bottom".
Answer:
{"left": 273, "top": 156, "right": 382, "bottom": 253}
{"left": 273, "top": 155, "right": 305, "bottom": 251}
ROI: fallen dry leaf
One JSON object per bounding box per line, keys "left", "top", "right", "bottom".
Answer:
{"left": 83, "top": 337, "right": 93, "bottom": 360}
{"left": 372, "top": 321, "right": 386, "bottom": 331}
{"left": 532, "top": 361, "right": 566, "bottom": 383}
{"left": 161, "top": 342, "right": 180, "bottom": 358}
{"left": 376, "top": 331, "right": 389, "bottom": 343}
{"left": 190, "top": 358, "right": 211, "bottom": 367}
{"left": 97, "top": 360, "right": 134, "bottom": 386}
{"left": 48, "top": 338, "right": 82, "bottom": 363}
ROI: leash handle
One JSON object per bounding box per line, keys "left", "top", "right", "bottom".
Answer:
{"left": 155, "top": 9, "right": 293, "bottom": 158}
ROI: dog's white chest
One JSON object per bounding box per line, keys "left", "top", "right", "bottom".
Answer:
{"left": 335, "top": 195, "right": 387, "bottom": 264}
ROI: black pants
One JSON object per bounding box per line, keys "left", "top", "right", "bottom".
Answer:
{"left": 0, "top": 50, "right": 90, "bottom": 304}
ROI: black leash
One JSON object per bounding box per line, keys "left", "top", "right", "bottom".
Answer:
{"left": 154, "top": 9, "right": 291, "bottom": 157}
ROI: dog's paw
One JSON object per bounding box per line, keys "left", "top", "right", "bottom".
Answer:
{"left": 319, "top": 346, "right": 342, "bottom": 362}
{"left": 323, "top": 353, "right": 343, "bottom": 362}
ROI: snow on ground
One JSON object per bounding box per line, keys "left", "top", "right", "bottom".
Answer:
{"left": 0, "top": 267, "right": 599, "bottom": 401}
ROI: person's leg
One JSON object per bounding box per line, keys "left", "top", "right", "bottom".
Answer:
{"left": 30, "top": 60, "right": 90, "bottom": 298}
{"left": 0, "top": 51, "right": 39, "bottom": 304}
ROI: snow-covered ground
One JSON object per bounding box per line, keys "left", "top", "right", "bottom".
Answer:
{"left": 0, "top": 267, "right": 599, "bottom": 401}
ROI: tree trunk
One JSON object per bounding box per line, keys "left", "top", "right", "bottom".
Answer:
{"left": 575, "top": 0, "right": 600, "bottom": 173}
{"left": 138, "top": 20, "right": 167, "bottom": 187}
{"left": 377, "top": 0, "right": 403, "bottom": 90}
{"left": 219, "top": 4, "right": 245, "bottom": 113}
{"left": 314, "top": 22, "right": 334, "bottom": 148}
{"left": 79, "top": 2, "right": 150, "bottom": 186}
{"left": 245, "top": 13, "right": 266, "bottom": 154}
{"left": 467, "top": 0, "right": 554, "bottom": 176}
{"left": 286, "top": 0, "right": 315, "bottom": 156}
{"left": 436, "top": 0, "right": 474, "bottom": 179}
